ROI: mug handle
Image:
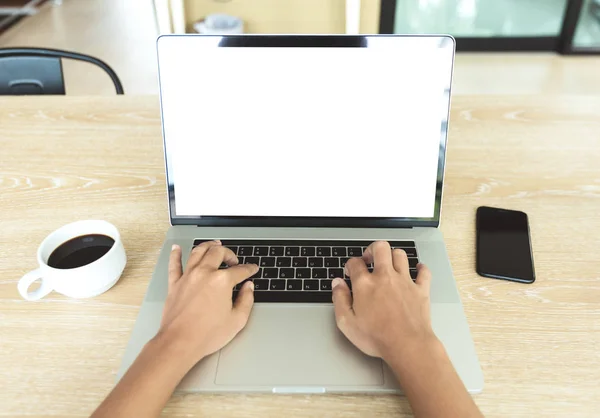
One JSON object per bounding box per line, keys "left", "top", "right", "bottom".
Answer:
{"left": 18, "top": 269, "right": 53, "bottom": 301}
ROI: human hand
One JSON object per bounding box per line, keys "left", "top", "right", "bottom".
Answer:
{"left": 156, "top": 240, "right": 258, "bottom": 369}
{"left": 331, "top": 241, "right": 437, "bottom": 363}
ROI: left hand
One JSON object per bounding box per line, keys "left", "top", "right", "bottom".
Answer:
{"left": 156, "top": 240, "right": 258, "bottom": 368}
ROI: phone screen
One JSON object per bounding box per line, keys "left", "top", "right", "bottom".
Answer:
{"left": 476, "top": 206, "right": 535, "bottom": 283}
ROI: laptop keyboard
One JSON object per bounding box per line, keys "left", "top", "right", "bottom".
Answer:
{"left": 192, "top": 240, "right": 419, "bottom": 303}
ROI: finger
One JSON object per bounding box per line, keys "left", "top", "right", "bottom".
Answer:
{"left": 361, "top": 248, "right": 373, "bottom": 265}
{"left": 232, "top": 280, "right": 255, "bottom": 330}
{"left": 392, "top": 248, "right": 410, "bottom": 274}
{"left": 415, "top": 263, "right": 432, "bottom": 294}
{"left": 363, "top": 241, "right": 393, "bottom": 272}
{"left": 331, "top": 278, "right": 363, "bottom": 345}
{"left": 186, "top": 240, "right": 222, "bottom": 268}
{"left": 225, "top": 253, "right": 240, "bottom": 267}
{"left": 199, "top": 245, "right": 238, "bottom": 269}
{"left": 226, "top": 263, "right": 260, "bottom": 287}
{"left": 345, "top": 257, "right": 368, "bottom": 280}
{"left": 332, "top": 278, "right": 354, "bottom": 321}
{"left": 168, "top": 244, "right": 183, "bottom": 289}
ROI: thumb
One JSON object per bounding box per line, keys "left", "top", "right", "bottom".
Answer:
{"left": 415, "top": 263, "right": 432, "bottom": 294}
{"left": 232, "top": 280, "right": 255, "bottom": 330}
{"left": 167, "top": 244, "right": 183, "bottom": 291}
{"left": 331, "top": 278, "right": 355, "bottom": 333}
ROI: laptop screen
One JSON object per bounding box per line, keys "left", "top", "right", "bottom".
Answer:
{"left": 157, "top": 36, "right": 454, "bottom": 225}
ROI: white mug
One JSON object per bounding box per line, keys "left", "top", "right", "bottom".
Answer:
{"left": 18, "top": 220, "right": 126, "bottom": 301}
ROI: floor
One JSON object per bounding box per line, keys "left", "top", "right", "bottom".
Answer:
{"left": 0, "top": 0, "right": 159, "bottom": 95}
{"left": 0, "top": 0, "right": 599, "bottom": 96}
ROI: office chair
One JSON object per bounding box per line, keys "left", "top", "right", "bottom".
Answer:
{"left": 0, "top": 47, "right": 124, "bottom": 95}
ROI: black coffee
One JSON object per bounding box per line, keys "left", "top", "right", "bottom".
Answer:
{"left": 47, "top": 234, "right": 115, "bottom": 269}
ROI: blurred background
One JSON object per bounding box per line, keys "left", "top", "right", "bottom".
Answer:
{"left": 0, "top": 0, "right": 599, "bottom": 95}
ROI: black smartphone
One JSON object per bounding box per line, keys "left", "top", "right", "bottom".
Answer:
{"left": 476, "top": 206, "right": 535, "bottom": 284}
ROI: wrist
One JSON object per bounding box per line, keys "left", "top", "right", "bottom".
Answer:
{"left": 147, "top": 329, "right": 205, "bottom": 375}
{"left": 382, "top": 333, "right": 444, "bottom": 370}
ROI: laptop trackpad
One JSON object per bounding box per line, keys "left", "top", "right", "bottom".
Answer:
{"left": 215, "top": 305, "right": 383, "bottom": 387}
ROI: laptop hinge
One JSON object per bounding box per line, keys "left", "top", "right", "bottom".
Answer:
{"left": 194, "top": 225, "right": 414, "bottom": 229}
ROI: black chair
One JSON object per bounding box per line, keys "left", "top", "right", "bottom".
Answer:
{"left": 0, "top": 47, "right": 124, "bottom": 95}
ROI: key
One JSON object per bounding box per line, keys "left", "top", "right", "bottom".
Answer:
{"left": 340, "top": 257, "right": 349, "bottom": 267}
{"left": 344, "top": 279, "right": 352, "bottom": 290}
{"left": 279, "top": 268, "right": 294, "bottom": 279}
{"left": 308, "top": 257, "right": 323, "bottom": 267}
{"left": 270, "top": 279, "right": 286, "bottom": 290}
{"left": 287, "top": 280, "right": 302, "bottom": 290}
{"left": 263, "top": 268, "right": 278, "bottom": 278}
{"left": 408, "top": 258, "right": 418, "bottom": 268}
{"left": 238, "top": 246, "right": 253, "bottom": 256}
{"left": 285, "top": 247, "right": 300, "bottom": 256}
{"left": 410, "top": 269, "right": 418, "bottom": 280}
{"left": 316, "top": 247, "right": 331, "bottom": 256}
{"left": 254, "top": 246, "right": 269, "bottom": 256}
{"left": 367, "top": 267, "right": 374, "bottom": 273}
{"left": 269, "top": 247, "right": 284, "bottom": 256}
{"left": 276, "top": 257, "right": 292, "bottom": 267}
{"left": 332, "top": 247, "right": 347, "bottom": 257}
{"left": 296, "top": 268, "right": 311, "bottom": 278}
{"left": 304, "top": 280, "right": 319, "bottom": 290}
{"left": 324, "top": 258, "right": 339, "bottom": 267}
{"left": 244, "top": 256, "right": 259, "bottom": 265}
{"left": 348, "top": 247, "right": 362, "bottom": 256}
{"left": 390, "top": 241, "right": 416, "bottom": 247}
{"left": 260, "top": 257, "right": 275, "bottom": 267}
{"left": 398, "top": 247, "right": 417, "bottom": 257}
{"left": 250, "top": 268, "right": 262, "bottom": 279}
{"left": 328, "top": 268, "right": 343, "bottom": 279}
{"left": 320, "top": 280, "right": 332, "bottom": 290}
{"left": 237, "top": 256, "right": 244, "bottom": 264}
{"left": 253, "top": 279, "right": 269, "bottom": 290}
{"left": 301, "top": 247, "right": 316, "bottom": 256}
{"left": 292, "top": 257, "right": 307, "bottom": 267}
{"left": 312, "top": 268, "right": 327, "bottom": 278}
{"left": 228, "top": 246, "right": 238, "bottom": 255}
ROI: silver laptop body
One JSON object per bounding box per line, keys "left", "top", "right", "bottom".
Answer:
{"left": 118, "top": 34, "right": 483, "bottom": 394}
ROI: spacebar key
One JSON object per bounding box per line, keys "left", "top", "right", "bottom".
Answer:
{"left": 250, "top": 291, "right": 333, "bottom": 303}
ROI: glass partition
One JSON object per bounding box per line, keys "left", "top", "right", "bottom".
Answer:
{"left": 392, "top": 0, "right": 568, "bottom": 37}
{"left": 379, "top": 0, "right": 599, "bottom": 54}
{"left": 572, "top": 0, "right": 600, "bottom": 48}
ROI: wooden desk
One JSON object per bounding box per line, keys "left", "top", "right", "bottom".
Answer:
{"left": 1, "top": 96, "right": 599, "bottom": 417}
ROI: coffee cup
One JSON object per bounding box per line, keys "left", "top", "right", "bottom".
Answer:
{"left": 18, "top": 220, "right": 126, "bottom": 301}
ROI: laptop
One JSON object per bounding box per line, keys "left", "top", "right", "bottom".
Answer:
{"left": 118, "top": 34, "right": 483, "bottom": 394}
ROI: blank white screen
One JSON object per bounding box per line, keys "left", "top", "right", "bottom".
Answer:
{"left": 158, "top": 37, "right": 453, "bottom": 218}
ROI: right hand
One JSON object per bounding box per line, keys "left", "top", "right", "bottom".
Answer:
{"left": 331, "top": 241, "right": 437, "bottom": 362}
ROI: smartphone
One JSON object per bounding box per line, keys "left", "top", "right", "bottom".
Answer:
{"left": 476, "top": 206, "right": 535, "bottom": 284}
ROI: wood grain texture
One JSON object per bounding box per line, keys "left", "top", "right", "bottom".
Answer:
{"left": 0, "top": 96, "right": 599, "bottom": 417}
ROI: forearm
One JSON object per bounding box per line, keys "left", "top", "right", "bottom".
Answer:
{"left": 386, "top": 338, "right": 483, "bottom": 418}
{"left": 91, "top": 333, "right": 196, "bottom": 418}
